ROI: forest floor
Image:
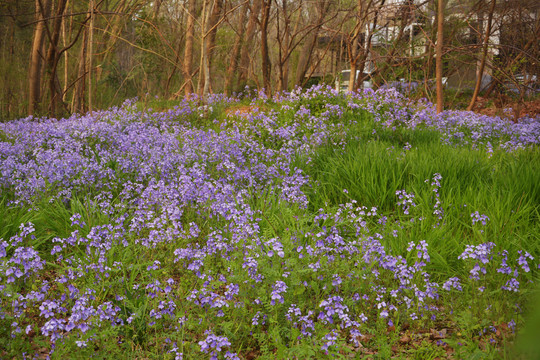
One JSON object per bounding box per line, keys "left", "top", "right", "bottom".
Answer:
{"left": 471, "top": 96, "right": 540, "bottom": 120}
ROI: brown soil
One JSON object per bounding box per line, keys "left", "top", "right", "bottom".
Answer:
{"left": 225, "top": 105, "right": 262, "bottom": 117}
{"left": 471, "top": 96, "right": 540, "bottom": 121}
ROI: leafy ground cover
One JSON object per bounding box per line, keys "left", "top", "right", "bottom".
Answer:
{"left": 1, "top": 86, "right": 539, "bottom": 359}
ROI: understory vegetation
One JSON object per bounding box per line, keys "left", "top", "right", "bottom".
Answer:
{"left": 1, "top": 86, "right": 539, "bottom": 359}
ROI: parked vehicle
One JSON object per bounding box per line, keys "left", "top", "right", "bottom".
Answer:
{"left": 502, "top": 74, "right": 539, "bottom": 95}
{"left": 335, "top": 70, "right": 372, "bottom": 92}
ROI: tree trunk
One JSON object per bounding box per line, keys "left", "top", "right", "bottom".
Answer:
{"left": 347, "top": 18, "right": 363, "bottom": 90}
{"left": 276, "top": 0, "right": 291, "bottom": 92}
{"left": 153, "top": 0, "right": 162, "bottom": 19}
{"left": 197, "top": 0, "right": 206, "bottom": 97}
{"left": 62, "top": 0, "right": 71, "bottom": 101}
{"left": 260, "top": 0, "right": 272, "bottom": 93}
{"left": 182, "top": 0, "right": 196, "bottom": 98}
{"left": 204, "top": 0, "right": 223, "bottom": 97}
{"left": 423, "top": 9, "right": 437, "bottom": 100}
{"left": 198, "top": 0, "right": 210, "bottom": 99}
{"left": 88, "top": 0, "right": 95, "bottom": 113}
{"left": 28, "top": 0, "right": 52, "bottom": 116}
{"left": 278, "top": 30, "right": 291, "bottom": 92}
{"left": 295, "top": 32, "right": 317, "bottom": 87}
{"left": 72, "top": 27, "right": 88, "bottom": 113}
{"left": 238, "top": 1, "right": 262, "bottom": 89}
{"left": 2, "top": 7, "right": 16, "bottom": 118}
{"left": 224, "top": 2, "right": 248, "bottom": 95}
{"left": 467, "top": 0, "right": 496, "bottom": 111}
{"left": 46, "top": 0, "right": 68, "bottom": 117}
{"left": 206, "top": 0, "right": 222, "bottom": 61}
{"left": 436, "top": 0, "right": 444, "bottom": 113}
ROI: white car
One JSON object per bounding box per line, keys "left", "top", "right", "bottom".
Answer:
{"left": 335, "top": 70, "right": 372, "bottom": 92}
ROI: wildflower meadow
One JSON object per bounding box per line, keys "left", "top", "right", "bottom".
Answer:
{"left": 1, "top": 86, "right": 539, "bottom": 359}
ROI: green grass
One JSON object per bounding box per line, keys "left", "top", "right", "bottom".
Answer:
{"left": 300, "top": 125, "right": 540, "bottom": 281}
{"left": 1, "top": 93, "right": 539, "bottom": 359}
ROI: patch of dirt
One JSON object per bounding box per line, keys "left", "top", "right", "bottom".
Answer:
{"left": 225, "top": 105, "right": 262, "bottom": 117}
{"left": 472, "top": 96, "right": 540, "bottom": 121}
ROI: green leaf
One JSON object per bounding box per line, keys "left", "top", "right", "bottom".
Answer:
{"left": 310, "top": 281, "right": 319, "bottom": 294}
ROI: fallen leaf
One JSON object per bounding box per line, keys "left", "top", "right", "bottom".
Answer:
{"left": 360, "top": 334, "right": 374, "bottom": 342}
{"left": 431, "top": 328, "right": 447, "bottom": 339}
{"left": 399, "top": 335, "right": 411, "bottom": 344}
{"left": 245, "top": 350, "right": 259, "bottom": 360}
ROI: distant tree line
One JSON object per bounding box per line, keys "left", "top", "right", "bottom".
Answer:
{"left": 0, "top": 0, "right": 538, "bottom": 119}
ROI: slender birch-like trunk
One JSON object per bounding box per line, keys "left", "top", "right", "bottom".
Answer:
{"left": 436, "top": 0, "right": 444, "bottom": 113}
{"left": 182, "top": 0, "right": 196, "bottom": 97}
{"left": 28, "top": 0, "right": 51, "bottom": 115}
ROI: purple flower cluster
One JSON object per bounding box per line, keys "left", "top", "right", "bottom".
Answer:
{"left": 198, "top": 330, "right": 238, "bottom": 360}
{"left": 286, "top": 304, "right": 315, "bottom": 337}
{"left": 471, "top": 211, "right": 490, "bottom": 226}
{"left": 3, "top": 246, "right": 45, "bottom": 283}
{"left": 0, "top": 86, "right": 537, "bottom": 356}
{"left": 459, "top": 242, "right": 495, "bottom": 280}
{"left": 270, "top": 280, "right": 288, "bottom": 305}
{"left": 396, "top": 189, "right": 417, "bottom": 215}
{"left": 321, "top": 329, "right": 339, "bottom": 351}
{"left": 427, "top": 173, "right": 444, "bottom": 225}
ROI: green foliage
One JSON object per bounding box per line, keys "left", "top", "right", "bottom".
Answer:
{"left": 302, "top": 124, "right": 540, "bottom": 280}
{"left": 1, "top": 92, "right": 539, "bottom": 359}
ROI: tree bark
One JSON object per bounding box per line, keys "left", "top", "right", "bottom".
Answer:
{"left": 72, "top": 26, "right": 88, "bottom": 113}
{"left": 88, "top": 0, "right": 95, "bottom": 113}
{"left": 203, "top": 0, "right": 223, "bottom": 97}
{"left": 206, "top": 0, "right": 223, "bottom": 61}
{"left": 345, "top": 0, "right": 385, "bottom": 92}
{"left": 62, "top": 0, "right": 71, "bottom": 101}
{"left": 28, "top": 0, "right": 52, "bottom": 115}
{"left": 276, "top": 0, "right": 291, "bottom": 92}
{"left": 467, "top": 0, "right": 496, "bottom": 111}
{"left": 182, "top": 0, "right": 196, "bottom": 98}
{"left": 197, "top": 0, "right": 208, "bottom": 98}
{"left": 436, "top": 0, "right": 444, "bottom": 113}
{"left": 197, "top": 0, "right": 219, "bottom": 102}
{"left": 2, "top": 5, "right": 17, "bottom": 118}
{"left": 46, "top": 0, "right": 68, "bottom": 117}
{"left": 238, "top": 1, "right": 262, "bottom": 89}
{"left": 260, "top": 0, "right": 272, "bottom": 93}
{"left": 347, "top": 30, "right": 360, "bottom": 92}
{"left": 153, "top": 0, "right": 162, "bottom": 19}
{"left": 224, "top": 2, "right": 248, "bottom": 95}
